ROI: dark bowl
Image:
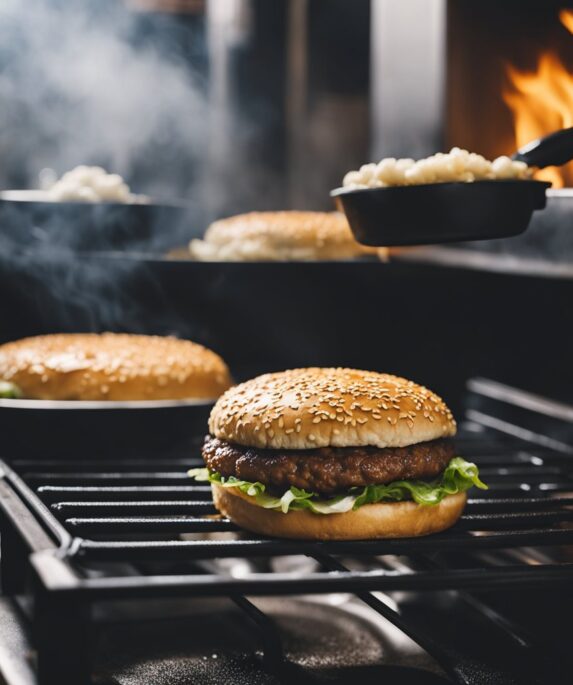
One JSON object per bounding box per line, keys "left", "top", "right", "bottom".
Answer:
{"left": 0, "top": 190, "right": 193, "bottom": 252}
{"left": 0, "top": 397, "right": 213, "bottom": 459}
{"left": 331, "top": 180, "right": 551, "bottom": 246}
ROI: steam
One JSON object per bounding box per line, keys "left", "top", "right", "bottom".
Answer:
{"left": 0, "top": 0, "right": 214, "bottom": 337}
{"left": 0, "top": 0, "right": 208, "bottom": 199}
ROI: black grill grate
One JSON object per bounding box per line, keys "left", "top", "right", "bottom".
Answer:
{"left": 1, "top": 380, "right": 573, "bottom": 684}
{"left": 3, "top": 437, "right": 573, "bottom": 588}
{"left": 15, "top": 440, "right": 573, "bottom": 580}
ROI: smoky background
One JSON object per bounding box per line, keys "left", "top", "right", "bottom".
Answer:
{"left": 0, "top": 0, "right": 371, "bottom": 344}
{"left": 0, "top": 0, "right": 371, "bottom": 216}
{"left": 0, "top": 0, "right": 210, "bottom": 200}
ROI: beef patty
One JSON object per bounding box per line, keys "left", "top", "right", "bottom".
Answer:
{"left": 202, "top": 436, "right": 455, "bottom": 494}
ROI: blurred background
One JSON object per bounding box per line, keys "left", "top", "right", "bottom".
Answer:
{"left": 5, "top": 0, "right": 573, "bottom": 215}
{"left": 1, "top": 0, "right": 573, "bottom": 410}
{"left": 0, "top": 0, "right": 371, "bottom": 218}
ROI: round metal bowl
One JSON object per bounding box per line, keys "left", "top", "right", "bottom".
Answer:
{"left": 0, "top": 190, "right": 193, "bottom": 252}
{"left": 0, "top": 397, "right": 213, "bottom": 458}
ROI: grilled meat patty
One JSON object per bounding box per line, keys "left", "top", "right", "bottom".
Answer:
{"left": 202, "top": 436, "right": 455, "bottom": 494}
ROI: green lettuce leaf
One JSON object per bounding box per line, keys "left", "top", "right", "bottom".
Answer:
{"left": 188, "top": 456, "right": 487, "bottom": 515}
{"left": 0, "top": 381, "right": 22, "bottom": 399}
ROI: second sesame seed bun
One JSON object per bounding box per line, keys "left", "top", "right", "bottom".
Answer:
{"left": 0, "top": 333, "right": 232, "bottom": 401}
{"left": 209, "top": 368, "right": 456, "bottom": 450}
{"left": 189, "top": 211, "right": 380, "bottom": 261}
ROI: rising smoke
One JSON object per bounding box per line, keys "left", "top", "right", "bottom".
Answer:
{"left": 0, "top": 0, "right": 209, "bottom": 199}
{"left": 0, "top": 0, "right": 216, "bottom": 339}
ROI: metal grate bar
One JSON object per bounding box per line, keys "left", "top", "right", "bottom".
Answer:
{"left": 464, "top": 496, "right": 573, "bottom": 511}
{"left": 472, "top": 481, "right": 573, "bottom": 494}
{"left": 60, "top": 509, "right": 573, "bottom": 535}
{"left": 65, "top": 516, "right": 236, "bottom": 534}
{"left": 25, "top": 472, "right": 192, "bottom": 485}
{"left": 46, "top": 561, "right": 573, "bottom": 597}
{"left": 75, "top": 527, "right": 573, "bottom": 561}
{"left": 13, "top": 458, "right": 203, "bottom": 470}
{"left": 51, "top": 501, "right": 218, "bottom": 516}
{"left": 455, "top": 510, "right": 573, "bottom": 529}
{"left": 37, "top": 485, "right": 212, "bottom": 502}
{"left": 479, "top": 466, "right": 569, "bottom": 477}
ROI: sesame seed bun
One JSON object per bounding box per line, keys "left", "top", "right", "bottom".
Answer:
{"left": 212, "top": 483, "right": 466, "bottom": 540}
{"left": 189, "top": 211, "right": 379, "bottom": 261}
{"left": 0, "top": 333, "right": 232, "bottom": 401}
{"left": 209, "top": 368, "right": 456, "bottom": 450}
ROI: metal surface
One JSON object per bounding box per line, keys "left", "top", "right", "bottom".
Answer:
{"left": 371, "top": 0, "right": 446, "bottom": 161}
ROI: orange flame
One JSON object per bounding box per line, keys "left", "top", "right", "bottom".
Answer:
{"left": 559, "top": 8, "right": 573, "bottom": 34}
{"left": 503, "top": 10, "right": 573, "bottom": 188}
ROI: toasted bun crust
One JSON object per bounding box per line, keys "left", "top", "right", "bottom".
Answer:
{"left": 209, "top": 368, "right": 456, "bottom": 449}
{"left": 213, "top": 483, "right": 466, "bottom": 540}
{"left": 0, "top": 333, "right": 232, "bottom": 401}
{"left": 189, "top": 211, "right": 378, "bottom": 261}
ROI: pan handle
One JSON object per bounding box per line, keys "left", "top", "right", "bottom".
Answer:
{"left": 512, "top": 127, "right": 573, "bottom": 168}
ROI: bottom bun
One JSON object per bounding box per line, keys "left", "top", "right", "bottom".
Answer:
{"left": 212, "top": 483, "right": 467, "bottom": 540}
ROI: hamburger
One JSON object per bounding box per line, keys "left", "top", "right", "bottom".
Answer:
{"left": 190, "top": 368, "right": 486, "bottom": 540}
{"left": 189, "top": 211, "right": 383, "bottom": 261}
{"left": 0, "top": 333, "right": 231, "bottom": 401}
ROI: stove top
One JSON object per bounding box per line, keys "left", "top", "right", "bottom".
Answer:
{"left": 0, "top": 378, "right": 572, "bottom": 685}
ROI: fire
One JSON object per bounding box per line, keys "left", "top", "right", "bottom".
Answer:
{"left": 559, "top": 8, "right": 573, "bottom": 34}
{"left": 503, "top": 9, "right": 573, "bottom": 188}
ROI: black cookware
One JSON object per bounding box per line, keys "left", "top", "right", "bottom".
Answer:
{"left": 0, "top": 398, "right": 213, "bottom": 458}
{"left": 332, "top": 127, "right": 573, "bottom": 246}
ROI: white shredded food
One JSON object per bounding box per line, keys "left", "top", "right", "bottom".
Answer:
{"left": 342, "top": 148, "right": 532, "bottom": 189}
{"left": 44, "top": 165, "right": 143, "bottom": 203}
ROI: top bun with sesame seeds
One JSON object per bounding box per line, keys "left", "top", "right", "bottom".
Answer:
{"left": 189, "top": 211, "right": 380, "bottom": 261}
{"left": 0, "top": 333, "right": 232, "bottom": 401}
{"left": 209, "top": 368, "right": 456, "bottom": 450}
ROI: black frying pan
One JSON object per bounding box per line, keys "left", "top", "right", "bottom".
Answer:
{"left": 331, "top": 128, "right": 573, "bottom": 246}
